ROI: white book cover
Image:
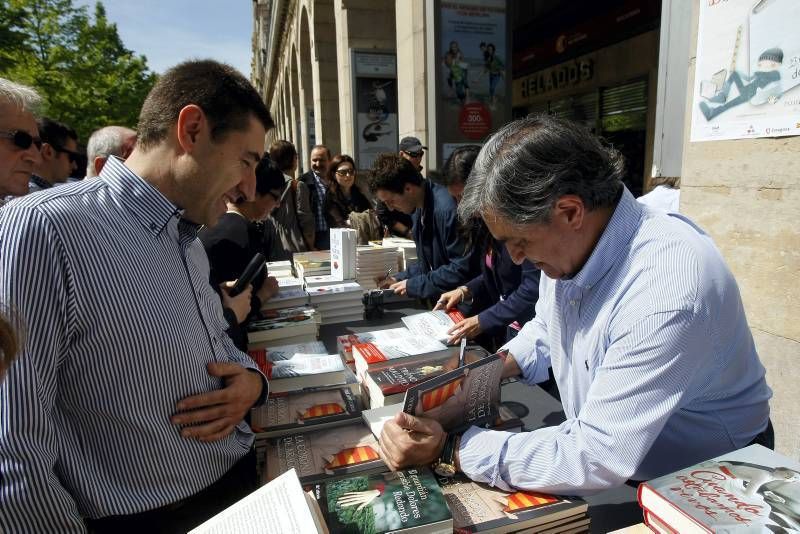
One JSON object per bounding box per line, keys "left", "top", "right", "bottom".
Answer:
{"left": 353, "top": 336, "right": 451, "bottom": 377}
{"left": 256, "top": 341, "right": 327, "bottom": 361}
{"left": 401, "top": 310, "right": 465, "bottom": 344}
{"left": 330, "top": 228, "right": 357, "bottom": 281}
{"left": 304, "top": 274, "right": 355, "bottom": 288}
{"left": 264, "top": 354, "right": 344, "bottom": 380}
{"left": 336, "top": 327, "right": 413, "bottom": 358}
{"left": 188, "top": 469, "right": 327, "bottom": 534}
{"left": 307, "top": 282, "right": 364, "bottom": 301}
{"left": 361, "top": 404, "right": 402, "bottom": 439}
{"left": 276, "top": 276, "right": 303, "bottom": 289}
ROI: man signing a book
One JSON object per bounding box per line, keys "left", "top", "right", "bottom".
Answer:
{"left": 379, "top": 115, "right": 773, "bottom": 495}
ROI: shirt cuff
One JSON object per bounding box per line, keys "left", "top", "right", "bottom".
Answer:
{"left": 459, "top": 426, "right": 516, "bottom": 491}
{"left": 501, "top": 333, "right": 549, "bottom": 386}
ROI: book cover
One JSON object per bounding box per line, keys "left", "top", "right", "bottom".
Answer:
{"left": 246, "top": 314, "right": 318, "bottom": 344}
{"left": 638, "top": 444, "right": 800, "bottom": 533}
{"left": 307, "top": 282, "right": 365, "bottom": 302}
{"left": 261, "top": 288, "right": 310, "bottom": 311}
{"left": 363, "top": 346, "right": 491, "bottom": 408}
{"left": 251, "top": 387, "right": 363, "bottom": 438}
{"left": 437, "top": 474, "right": 588, "bottom": 533}
{"left": 312, "top": 468, "right": 452, "bottom": 534}
{"left": 401, "top": 351, "right": 506, "bottom": 433}
{"left": 331, "top": 228, "right": 358, "bottom": 281}
{"left": 305, "top": 274, "right": 355, "bottom": 288}
{"left": 265, "top": 422, "right": 386, "bottom": 484}
{"left": 401, "top": 310, "right": 465, "bottom": 344}
{"left": 352, "top": 336, "right": 453, "bottom": 378}
{"left": 336, "top": 327, "right": 413, "bottom": 361}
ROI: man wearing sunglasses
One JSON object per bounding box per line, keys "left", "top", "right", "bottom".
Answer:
{"left": 29, "top": 117, "right": 80, "bottom": 192}
{"left": 0, "top": 78, "right": 43, "bottom": 202}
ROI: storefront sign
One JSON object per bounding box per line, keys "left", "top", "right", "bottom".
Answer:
{"left": 517, "top": 59, "right": 595, "bottom": 101}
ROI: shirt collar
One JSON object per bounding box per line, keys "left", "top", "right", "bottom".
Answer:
{"left": 569, "top": 186, "right": 642, "bottom": 289}
{"left": 30, "top": 174, "right": 52, "bottom": 190}
{"left": 100, "top": 156, "right": 181, "bottom": 236}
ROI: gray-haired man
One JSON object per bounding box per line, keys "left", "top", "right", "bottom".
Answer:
{"left": 0, "top": 78, "right": 42, "bottom": 201}
{"left": 85, "top": 125, "right": 137, "bottom": 178}
{"left": 379, "top": 115, "right": 772, "bottom": 495}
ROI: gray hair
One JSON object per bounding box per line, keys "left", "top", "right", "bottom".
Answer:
{"left": 458, "top": 114, "right": 625, "bottom": 225}
{"left": 86, "top": 126, "right": 136, "bottom": 177}
{"left": 0, "top": 78, "right": 43, "bottom": 115}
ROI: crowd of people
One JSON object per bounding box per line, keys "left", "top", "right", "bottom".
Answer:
{"left": 0, "top": 58, "right": 774, "bottom": 533}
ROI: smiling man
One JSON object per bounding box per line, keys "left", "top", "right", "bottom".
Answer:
{"left": 378, "top": 115, "right": 773, "bottom": 496}
{"left": 0, "top": 78, "right": 42, "bottom": 202}
{"left": 0, "top": 60, "right": 274, "bottom": 532}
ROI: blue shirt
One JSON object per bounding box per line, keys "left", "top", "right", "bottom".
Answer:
{"left": 458, "top": 188, "right": 771, "bottom": 495}
{"left": 0, "top": 157, "right": 264, "bottom": 532}
{"left": 312, "top": 172, "right": 328, "bottom": 232}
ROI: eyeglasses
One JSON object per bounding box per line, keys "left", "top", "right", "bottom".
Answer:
{"left": 405, "top": 150, "right": 424, "bottom": 158}
{"left": 0, "top": 130, "right": 43, "bottom": 151}
{"left": 51, "top": 144, "right": 81, "bottom": 163}
{"left": 335, "top": 168, "right": 355, "bottom": 176}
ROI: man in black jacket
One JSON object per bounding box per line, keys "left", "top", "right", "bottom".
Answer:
{"left": 370, "top": 153, "right": 479, "bottom": 299}
{"left": 299, "top": 144, "right": 331, "bottom": 250}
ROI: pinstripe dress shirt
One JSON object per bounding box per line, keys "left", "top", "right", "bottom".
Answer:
{"left": 458, "top": 188, "right": 772, "bottom": 495}
{"left": 0, "top": 157, "right": 263, "bottom": 532}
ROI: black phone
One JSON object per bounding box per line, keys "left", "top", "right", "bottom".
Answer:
{"left": 228, "top": 253, "right": 266, "bottom": 297}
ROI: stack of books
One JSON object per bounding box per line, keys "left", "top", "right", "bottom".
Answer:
{"left": 335, "top": 326, "right": 414, "bottom": 366}
{"left": 275, "top": 276, "right": 303, "bottom": 290}
{"left": 266, "top": 260, "right": 294, "bottom": 278}
{"left": 637, "top": 444, "right": 800, "bottom": 533}
{"left": 382, "top": 236, "right": 418, "bottom": 272}
{"left": 307, "top": 282, "right": 364, "bottom": 325}
{"left": 303, "top": 274, "right": 355, "bottom": 289}
{"left": 261, "top": 288, "right": 309, "bottom": 311}
{"left": 355, "top": 245, "right": 398, "bottom": 290}
{"left": 246, "top": 306, "right": 319, "bottom": 348}
{"left": 294, "top": 251, "right": 331, "bottom": 279}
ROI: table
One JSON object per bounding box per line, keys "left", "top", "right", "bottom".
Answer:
{"left": 318, "top": 300, "right": 645, "bottom": 533}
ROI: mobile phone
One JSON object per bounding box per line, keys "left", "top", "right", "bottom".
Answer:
{"left": 228, "top": 253, "right": 266, "bottom": 297}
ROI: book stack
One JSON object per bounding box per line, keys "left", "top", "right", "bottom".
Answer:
{"left": 275, "top": 275, "right": 303, "bottom": 290}
{"left": 266, "top": 260, "right": 294, "bottom": 278}
{"left": 355, "top": 245, "right": 398, "bottom": 290}
{"left": 303, "top": 274, "right": 355, "bottom": 289}
{"left": 637, "top": 444, "right": 800, "bottom": 533}
{"left": 382, "top": 236, "right": 418, "bottom": 272}
{"left": 294, "top": 251, "right": 331, "bottom": 279}
{"left": 246, "top": 307, "right": 319, "bottom": 348}
{"left": 307, "top": 282, "right": 365, "bottom": 325}
{"left": 335, "top": 326, "right": 413, "bottom": 366}
{"left": 330, "top": 228, "right": 357, "bottom": 281}
{"left": 261, "top": 288, "right": 310, "bottom": 311}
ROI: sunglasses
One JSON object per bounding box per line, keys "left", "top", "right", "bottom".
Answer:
{"left": 405, "top": 150, "right": 424, "bottom": 158}
{"left": 0, "top": 129, "right": 43, "bottom": 151}
{"left": 335, "top": 168, "right": 355, "bottom": 176}
{"left": 51, "top": 144, "right": 81, "bottom": 163}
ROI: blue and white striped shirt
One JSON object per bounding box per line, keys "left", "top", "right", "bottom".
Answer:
{"left": 459, "top": 188, "right": 772, "bottom": 495}
{"left": 0, "top": 157, "right": 263, "bottom": 532}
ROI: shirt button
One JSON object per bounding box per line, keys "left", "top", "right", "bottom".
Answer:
{"left": 570, "top": 300, "right": 577, "bottom": 306}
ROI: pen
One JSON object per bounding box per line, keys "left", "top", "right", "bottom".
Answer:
{"left": 458, "top": 337, "right": 467, "bottom": 367}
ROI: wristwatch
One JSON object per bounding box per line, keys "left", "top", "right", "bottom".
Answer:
{"left": 433, "top": 433, "right": 459, "bottom": 477}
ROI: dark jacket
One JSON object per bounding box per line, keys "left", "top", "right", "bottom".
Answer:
{"left": 324, "top": 185, "right": 372, "bottom": 228}
{"left": 464, "top": 239, "right": 540, "bottom": 335}
{"left": 394, "top": 181, "right": 480, "bottom": 299}
{"left": 300, "top": 170, "right": 328, "bottom": 230}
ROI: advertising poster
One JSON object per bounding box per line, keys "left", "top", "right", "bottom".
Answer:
{"left": 439, "top": 0, "right": 508, "bottom": 147}
{"left": 691, "top": 0, "right": 800, "bottom": 141}
{"left": 354, "top": 52, "right": 398, "bottom": 170}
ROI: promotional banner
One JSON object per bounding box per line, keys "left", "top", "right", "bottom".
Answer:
{"left": 691, "top": 0, "right": 800, "bottom": 142}
{"left": 354, "top": 52, "right": 398, "bottom": 169}
{"left": 439, "top": 0, "right": 508, "bottom": 150}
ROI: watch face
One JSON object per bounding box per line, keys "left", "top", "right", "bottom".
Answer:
{"left": 434, "top": 462, "right": 457, "bottom": 477}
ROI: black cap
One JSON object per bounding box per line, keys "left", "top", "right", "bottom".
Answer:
{"left": 759, "top": 47, "right": 784, "bottom": 64}
{"left": 399, "top": 136, "right": 427, "bottom": 153}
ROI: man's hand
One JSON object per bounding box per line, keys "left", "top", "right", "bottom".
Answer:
{"left": 256, "top": 276, "right": 280, "bottom": 303}
{"left": 447, "top": 315, "right": 482, "bottom": 344}
{"left": 379, "top": 412, "right": 446, "bottom": 471}
{"left": 375, "top": 274, "right": 397, "bottom": 290}
{"left": 172, "top": 362, "right": 264, "bottom": 442}
{"left": 434, "top": 288, "right": 462, "bottom": 311}
{"left": 220, "top": 281, "right": 252, "bottom": 324}
{"left": 389, "top": 279, "right": 408, "bottom": 296}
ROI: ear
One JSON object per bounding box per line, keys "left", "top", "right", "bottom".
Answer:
{"left": 93, "top": 156, "right": 106, "bottom": 176}
{"left": 175, "top": 104, "right": 206, "bottom": 154}
{"left": 552, "top": 195, "right": 585, "bottom": 230}
{"left": 404, "top": 182, "right": 415, "bottom": 195}
{"left": 40, "top": 143, "right": 55, "bottom": 161}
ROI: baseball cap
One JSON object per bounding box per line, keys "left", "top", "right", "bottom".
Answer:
{"left": 399, "top": 136, "right": 427, "bottom": 153}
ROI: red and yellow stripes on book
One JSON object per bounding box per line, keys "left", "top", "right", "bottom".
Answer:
{"left": 324, "top": 445, "right": 380, "bottom": 469}
{"left": 300, "top": 403, "right": 345, "bottom": 420}
{"left": 503, "top": 491, "right": 559, "bottom": 512}
{"left": 421, "top": 377, "right": 464, "bottom": 410}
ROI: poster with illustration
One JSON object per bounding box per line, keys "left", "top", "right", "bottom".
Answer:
{"left": 439, "top": 0, "right": 508, "bottom": 147}
{"left": 691, "top": 0, "right": 800, "bottom": 141}
{"left": 354, "top": 52, "right": 398, "bottom": 170}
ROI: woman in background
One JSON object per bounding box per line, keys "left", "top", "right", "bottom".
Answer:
{"left": 324, "top": 154, "right": 372, "bottom": 228}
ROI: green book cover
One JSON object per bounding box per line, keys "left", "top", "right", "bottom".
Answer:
{"left": 314, "top": 468, "right": 453, "bottom": 533}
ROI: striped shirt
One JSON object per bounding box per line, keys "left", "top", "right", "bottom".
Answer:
{"left": 0, "top": 157, "right": 263, "bottom": 532}
{"left": 458, "top": 188, "right": 772, "bottom": 495}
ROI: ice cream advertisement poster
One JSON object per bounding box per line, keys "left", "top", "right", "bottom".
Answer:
{"left": 691, "top": 0, "right": 800, "bottom": 142}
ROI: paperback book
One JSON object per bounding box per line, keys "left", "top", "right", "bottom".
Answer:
{"left": 401, "top": 350, "right": 506, "bottom": 433}
{"left": 336, "top": 327, "right": 413, "bottom": 363}
{"left": 246, "top": 314, "right": 318, "bottom": 345}
{"left": 264, "top": 421, "right": 387, "bottom": 484}
{"left": 352, "top": 336, "right": 453, "bottom": 379}
{"left": 637, "top": 444, "right": 800, "bottom": 533}
{"left": 310, "top": 468, "right": 453, "bottom": 534}
{"left": 251, "top": 387, "right": 362, "bottom": 438}
{"left": 250, "top": 351, "right": 348, "bottom": 395}
{"left": 330, "top": 228, "right": 358, "bottom": 281}
{"left": 437, "top": 474, "right": 588, "bottom": 533}
{"left": 261, "top": 288, "right": 310, "bottom": 311}
{"left": 401, "top": 310, "right": 466, "bottom": 345}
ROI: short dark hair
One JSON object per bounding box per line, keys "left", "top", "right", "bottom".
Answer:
{"left": 310, "top": 144, "right": 330, "bottom": 159}
{"left": 269, "top": 140, "right": 297, "bottom": 172}
{"left": 37, "top": 117, "right": 78, "bottom": 148}
{"left": 368, "top": 153, "right": 423, "bottom": 194}
{"left": 439, "top": 145, "right": 481, "bottom": 187}
{"left": 136, "top": 59, "right": 273, "bottom": 150}
{"left": 254, "top": 155, "right": 285, "bottom": 196}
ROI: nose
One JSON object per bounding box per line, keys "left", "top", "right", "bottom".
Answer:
{"left": 23, "top": 144, "right": 42, "bottom": 165}
{"left": 240, "top": 167, "right": 257, "bottom": 202}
